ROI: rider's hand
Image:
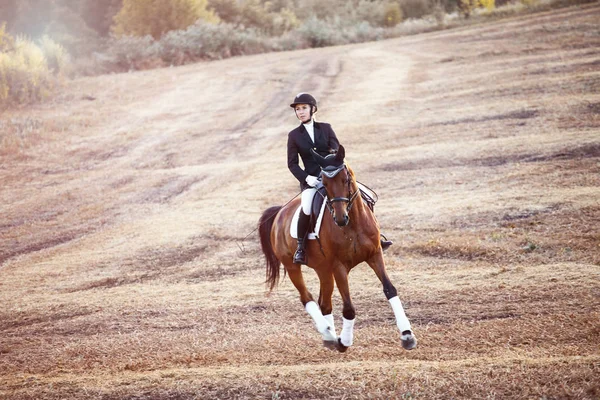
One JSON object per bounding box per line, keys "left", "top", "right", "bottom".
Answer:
{"left": 305, "top": 175, "right": 320, "bottom": 187}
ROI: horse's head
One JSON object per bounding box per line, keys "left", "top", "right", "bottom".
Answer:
{"left": 311, "top": 145, "right": 359, "bottom": 227}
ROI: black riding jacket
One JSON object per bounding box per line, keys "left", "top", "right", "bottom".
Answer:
{"left": 287, "top": 121, "right": 340, "bottom": 189}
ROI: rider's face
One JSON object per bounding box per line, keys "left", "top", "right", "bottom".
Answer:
{"left": 295, "top": 104, "right": 312, "bottom": 123}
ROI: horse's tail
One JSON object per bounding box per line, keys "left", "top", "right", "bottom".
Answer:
{"left": 259, "top": 205, "right": 283, "bottom": 291}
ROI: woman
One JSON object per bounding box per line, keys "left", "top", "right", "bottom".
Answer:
{"left": 287, "top": 93, "right": 392, "bottom": 264}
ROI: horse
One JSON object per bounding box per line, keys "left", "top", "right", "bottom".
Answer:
{"left": 258, "top": 145, "right": 417, "bottom": 352}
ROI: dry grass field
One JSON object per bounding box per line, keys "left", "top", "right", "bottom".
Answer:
{"left": 1, "top": 3, "right": 599, "bottom": 399}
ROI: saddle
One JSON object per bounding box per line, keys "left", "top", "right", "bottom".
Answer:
{"left": 290, "top": 187, "right": 327, "bottom": 240}
{"left": 290, "top": 183, "right": 378, "bottom": 240}
{"left": 309, "top": 186, "right": 328, "bottom": 234}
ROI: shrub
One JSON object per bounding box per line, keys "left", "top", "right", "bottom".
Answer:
{"left": 270, "top": 30, "right": 306, "bottom": 52}
{"left": 296, "top": 16, "right": 343, "bottom": 47}
{"left": 104, "top": 34, "right": 163, "bottom": 70}
{"left": 0, "top": 23, "right": 15, "bottom": 52}
{"left": 207, "top": 0, "right": 242, "bottom": 24}
{"left": 270, "top": 8, "right": 300, "bottom": 35}
{"left": 385, "top": 15, "right": 440, "bottom": 37}
{"left": 458, "top": 0, "right": 478, "bottom": 17}
{"left": 353, "top": 0, "right": 387, "bottom": 26}
{"left": 39, "top": 35, "right": 71, "bottom": 75}
{"left": 238, "top": 0, "right": 274, "bottom": 31}
{"left": 398, "top": 0, "right": 435, "bottom": 19}
{"left": 160, "top": 21, "right": 271, "bottom": 63}
{"left": 384, "top": 2, "right": 404, "bottom": 26}
{"left": 520, "top": 0, "right": 540, "bottom": 8}
{"left": 111, "top": 0, "right": 218, "bottom": 39}
{"left": 0, "top": 36, "right": 55, "bottom": 108}
{"left": 344, "top": 21, "right": 385, "bottom": 43}
{"left": 479, "top": 0, "right": 496, "bottom": 11}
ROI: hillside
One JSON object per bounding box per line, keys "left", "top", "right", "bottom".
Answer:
{"left": 1, "top": 3, "right": 599, "bottom": 399}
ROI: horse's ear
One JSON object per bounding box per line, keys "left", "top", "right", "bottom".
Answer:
{"left": 335, "top": 145, "right": 345, "bottom": 163}
{"left": 311, "top": 148, "right": 327, "bottom": 166}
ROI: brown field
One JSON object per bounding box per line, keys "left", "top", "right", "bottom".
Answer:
{"left": 1, "top": 3, "right": 599, "bottom": 399}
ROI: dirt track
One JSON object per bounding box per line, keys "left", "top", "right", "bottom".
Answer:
{"left": 1, "top": 3, "right": 599, "bottom": 399}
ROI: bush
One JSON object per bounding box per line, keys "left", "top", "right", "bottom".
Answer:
{"left": 104, "top": 35, "right": 163, "bottom": 70}
{"left": 98, "top": 21, "right": 276, "bottom": 71}
{"left": 270, "top": 8, "right": 300, "bottom": 35}
{"left": 479, "top": 0, "right": 496, "bottom": 11}
{"left": 111, "top": 0, "right": 218, "bottom": 39}
{"left": 344, "top": 21, "right": 385, "bottom": 43}
{"left": 0, "top": 36, "right": 55, "bottom": 108}
{"left": 207, "top": 0, "right": 242, "bottom": 24}
{"left": 353, "top": 0, "right": 386, "bottom": 26}
{"left": 160, "top": 21, "right": 271, "bottom": 62}
{"left": 384, "top": 15, "right": 440, "bottom": 37}
{"left": 458, "top": 0, "right": 477, "bottom": 17}
{"left": 297, "top": 16, "right": 344, "bottom": 48}
{"left": 0, "top": 23, "right": 15, "bottom": 52}
{"left": 398, "top": 0, "right": 435, "bottom": 19}
{"left": 384, "top": 3, "right": 404, "bottom": 27}
{"left": 39, "top": 35, "right": 71, "bottom": 74}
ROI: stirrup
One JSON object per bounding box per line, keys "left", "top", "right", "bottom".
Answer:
{"left": 293, "top": 247, "right": 307, "bottom": 264}
{"left": 380, "top": 233, "right": 393, "bottom": 251}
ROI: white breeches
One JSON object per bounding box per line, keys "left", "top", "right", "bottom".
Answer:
{"left": 301, "top": 187, "right": 318, "bottom": 215}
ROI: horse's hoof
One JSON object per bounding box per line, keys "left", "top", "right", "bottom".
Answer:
{"left": 323, "top": 340, "right": 338, "bottom": 350}
{"left": 401, "top": 331, "right": 417, "bottom": 350}
{"left": 336, "top": 338, "right": 349, "bottom": 353}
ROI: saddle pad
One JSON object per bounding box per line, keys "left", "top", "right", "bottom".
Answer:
{"left": 290, "top": 199, "right": 327, "bottom": 240}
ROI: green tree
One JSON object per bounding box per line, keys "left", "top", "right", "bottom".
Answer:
{"left": 112, "top": 0, "right": 218, "bottom": 39}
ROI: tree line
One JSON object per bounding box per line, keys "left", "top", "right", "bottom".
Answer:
{"left": 0, "top": 0, "right": 464, "bottom": 55}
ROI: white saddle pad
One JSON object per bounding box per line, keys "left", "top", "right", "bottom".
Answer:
{"left": 290, "top": 199, "right": 328, "bottom": 240}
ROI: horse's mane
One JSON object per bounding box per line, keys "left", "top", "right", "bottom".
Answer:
{"left": 346, "top": 163, "right": 358, "bottom": 186}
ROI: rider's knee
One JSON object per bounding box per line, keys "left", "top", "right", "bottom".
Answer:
{"left": 301, "top": 188, "right": 316, "bottom": 215}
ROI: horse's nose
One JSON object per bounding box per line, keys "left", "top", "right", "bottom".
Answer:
{"left": 336, "top": 215, "right": 349, "bottom": 227}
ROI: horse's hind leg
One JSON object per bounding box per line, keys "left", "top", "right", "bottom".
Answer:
{"left": 285, "top": 262, "right": 337, "bottom": 344}
{"left": 367, "top": 253, "right": 417, "bottom": 350}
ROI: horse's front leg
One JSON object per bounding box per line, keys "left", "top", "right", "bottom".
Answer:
{"left": 285, "top": 263, "right": 337, "bottom": 344}
{"left": 332, "top": 263, "right": 356, "bottom": 352}
{"left": 316, "top": 269, "right": 338, "bottom": 349}
{"left": 367, "top": 252, "right": 417, "bottom": 350}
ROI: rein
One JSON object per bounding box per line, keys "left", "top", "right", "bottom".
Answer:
{"left": 322, "top": 165, "right": 360, "bottom": 218}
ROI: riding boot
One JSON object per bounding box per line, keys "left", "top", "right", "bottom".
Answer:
{"left": 380, "top": 233, "right": 393, "bottom": 251}
{"left": 294, "top": 211, "right": 310, "bottom": 264}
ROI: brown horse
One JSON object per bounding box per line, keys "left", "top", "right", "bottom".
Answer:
{"left": 258, "top": 145, "right": 417, "bottom": 352}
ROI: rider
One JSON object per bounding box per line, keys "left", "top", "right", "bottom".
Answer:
{"left": 287, "top": 93, "right": 392, "bottom": 264}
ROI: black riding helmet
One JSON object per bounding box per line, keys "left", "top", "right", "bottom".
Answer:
{"left": 290, "top": 93, "right": 318, "bottom": 112}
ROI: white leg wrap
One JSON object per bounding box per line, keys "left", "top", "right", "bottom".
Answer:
{"left": 323, "top": 314, "right": 336, "bottom": 335}
{"left": 340, "top": 317, "right": 355, "bottom": 347}
{"left": 305, "top": 301, "right": 336, "bottom": 341}
{"left": 389, "top": 296, "right": 412, "bottom": 333}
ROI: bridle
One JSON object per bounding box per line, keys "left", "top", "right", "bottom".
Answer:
{"left": 321, "top": 164, "right": 360, "bottom": 222}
